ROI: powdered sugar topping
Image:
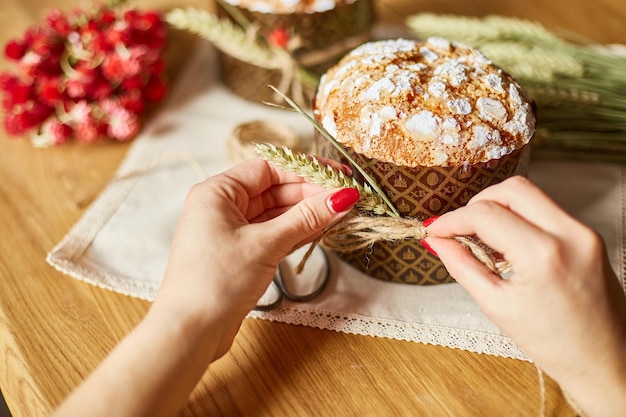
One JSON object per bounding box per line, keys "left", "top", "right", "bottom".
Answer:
{"left": 476, "top": 97, "right": 507, "bottom": 122}
{"left": 428, "top": 80, "right": 447, "bottom": 98}
{"left": 447, "top": 98, "right": 472, "bottom": 115}
{"left": 405, "top": 111, "right": 441, "bottom": 141}
{"left": 314, "top": 38, "right": 536, "bottom": 166}
{"left": 433, "top": 59, "right": 468, "bottom": 87}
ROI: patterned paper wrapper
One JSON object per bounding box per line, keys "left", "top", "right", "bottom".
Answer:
{"left": 216, "top": 0, "right": 374, "bottom": 106}
{"left": 316, "top": 137, "right": 533, "bottom": 285}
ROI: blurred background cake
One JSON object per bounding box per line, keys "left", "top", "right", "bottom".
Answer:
{"left": 314, "top": 38, "right": 536, "bottom": 284}
{"left": 216, "top": 0, "right": 374, "bottom": 106}
{"left": 222, "top": 0, "right": 356, "bottom": 14}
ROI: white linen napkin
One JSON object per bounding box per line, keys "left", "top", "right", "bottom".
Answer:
{"left": 47, "top": 41, "right": 626, "bottom": 360}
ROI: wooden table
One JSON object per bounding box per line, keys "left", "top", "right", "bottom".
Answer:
{"left": 1, "top": 1, "right": 624, "bottom": 416}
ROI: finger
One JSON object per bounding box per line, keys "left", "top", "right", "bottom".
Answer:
{"left": 219, "top": 158, "right": 312, "bottom": 199}
{"left": 245, "top": 182, "right": 324, "bottom": 221}
{"left": 424, "top": 236, "right": 503, "bottom": 297}
{"left": 248, "top": 188, "right": 359, "bottom": 253}
{"left": 467, "top": 176, "right": 579, "bottom": 235}
{"left": 426, "top": 199, "right": 551, "bottom": 270}
{"left": 313, "top": 155, "right": 352, "bottom": 176}
{"left": 249, "top": 206, "right": 291, "bottom": 224}
{"left": 200, "top": 158, "right": 320, "bottom": 216}
{"left": 424, "top": 237, "right": 506, "bottom": 320}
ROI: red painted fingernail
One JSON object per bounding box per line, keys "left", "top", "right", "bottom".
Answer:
{"left": 328, "top": 188, "right": 360, "bottom": 213}
{"left": 420, "top": 239, "right": 439, "bottom": 257}
{"left": 341, "top": 163, "right": 353, "bottom": 176}
{"left": 422, "top": 216, "right": 440, "bottom": 227}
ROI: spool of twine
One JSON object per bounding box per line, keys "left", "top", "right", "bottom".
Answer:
{"left": 227, "top": 120, "right": 302, "bottom": 164}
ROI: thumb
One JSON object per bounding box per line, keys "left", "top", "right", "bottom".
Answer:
{"left": 263, "top": 187, "right": 360, "bottom": 252}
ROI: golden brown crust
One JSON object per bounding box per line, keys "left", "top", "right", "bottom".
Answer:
{"left": 314, "top": 38, "right": 536, "bottom": 167}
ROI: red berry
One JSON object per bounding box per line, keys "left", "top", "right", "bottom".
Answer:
{"left": 13, "top": 107, "right": 39, "bottom": 131}
{"left": 44, "top": 9, "right": 72, "bottom": 37}
{"left": 118, "top": 90, "right": 144, "bottom": 114}
{"left": 65, "top": 79, "right": 85, "bottom": 99}
{"left": 104, "top": 27, "right": 132, "bottom": 46}
{"left": 2, "top": 97, "right": 12, "bottom": 111}
{"left": 101, "top": 50, "right": 142, "bottom": 81}
{"left": 121, "top": 75, "right": 144, "bottom": 90}
{"left": 3, "top": 113, "right": 25, "bottom": 136}
{"left": 8, "top": 82, "right": 32, "bottom": 106}
{"left": 267, "top": 27, "right": 289, "bottom": 49}
{"left": 4, "top": 39, "right": 27, "bottom": 60}
{"left": 0, "top": 73, "right": 18, "bottom": 91}
{"left": 149, "top": 57, "right": 166, "bottom": 76}
{"left": 30, "top": 33, "right": 55, "bottom": 56}
{"left": 39, "top": 77, "right": 64, "bottom": 105}
{"left": 101, "top": 53, "right": 124, "bottom": 81}
{"left": 85, "top": 20, "right": 100, "bottom": 32}
{"left": 98, "top": 10, "right": 117, "bottom": 25}
{"left": 124, "top": 10, "right": 140, "bottom": 25}
{"left": 143, "top": 76, "right": 167, "bottom": 102}
{"left": 134, "top": 11, "right": 162, "bottom": 32}
{"left": 89, "top": 79, "right": 113, "bottom": 100}
{"left": 74, "top": 115, "right": 101, "bottom": 142}
{"left": 37, "top": 51, "right": 63, "bottom": 76}
{"left": 22, "top": 26, "right": 39, "bottom": 47}
{"left": 43, "top": 118, "right": 73, "bottom": 145}
{"left": 91, "top": 32, "right": 111, "bottom": 54}
{"left": 26, "top": 100, "right": 54, "bottom": 126}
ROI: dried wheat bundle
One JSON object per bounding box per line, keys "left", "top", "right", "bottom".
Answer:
{"left": 406, "top": 13, "right": 626, "bottom": 161}
{"left": 166, "top": 7, "right": 281, "bottom": 69}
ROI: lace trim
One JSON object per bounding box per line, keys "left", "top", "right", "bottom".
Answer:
{"left": 248, "top": 305, "right": 528, "bottom": 360}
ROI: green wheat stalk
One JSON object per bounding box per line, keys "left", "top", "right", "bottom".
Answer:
{"left": 406, "top": 13, "right": 626, "bottom": 161}
{"left": 256, "top": 143, "right": 392, "bottom": 215}
{"left": 406, "top": 14, "right": 566, "bottom": 47}
{"left": 266, "top": 86, "right": 401, "bottom": 217}
{"left": 165, "top": 7, "right": 280, "bottom": 69}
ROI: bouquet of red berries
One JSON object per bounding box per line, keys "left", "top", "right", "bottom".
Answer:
{"left": 1, "top": 0, "right": 167, "bottom": 146}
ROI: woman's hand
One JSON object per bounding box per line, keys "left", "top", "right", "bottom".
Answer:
{"left": 52, "top": 158, "right": 359, "bottom": 417}
{"left": 153, "top": 157, "right": 359, "bottom": 359}
{"left": 423, "top": 176, "right": 626, "bottom": 417}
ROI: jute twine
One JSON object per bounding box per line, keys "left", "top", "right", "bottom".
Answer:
{"left": 229, "top": 27, "right": 370, "bottom": 107}
{"left": 296, "top": 213, "right": 512, "bottom": 276}
{"left": 535, "top": 363, "right": 586, "bottom": 417}
{"left": 271, "top": 31, "right": 371, "bottom": 106}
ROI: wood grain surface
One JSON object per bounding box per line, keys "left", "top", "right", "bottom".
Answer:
{"left": 1, "top": 0, "right": 624, "bottom": 416}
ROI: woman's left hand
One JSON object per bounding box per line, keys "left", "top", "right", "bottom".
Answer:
{"left": 153, "top": 157, "right": 358, "bottom": 359}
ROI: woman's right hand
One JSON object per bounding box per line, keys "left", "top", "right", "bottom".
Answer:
{"left": 423, "top": 176, "right": 626, "bottom": 417}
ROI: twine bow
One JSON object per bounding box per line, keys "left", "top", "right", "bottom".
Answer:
{"left": 263, "top": 31, "right": 371, "bottom": 107}
{"left": 165, "top": 6, "right": 371, "bottom": 108}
